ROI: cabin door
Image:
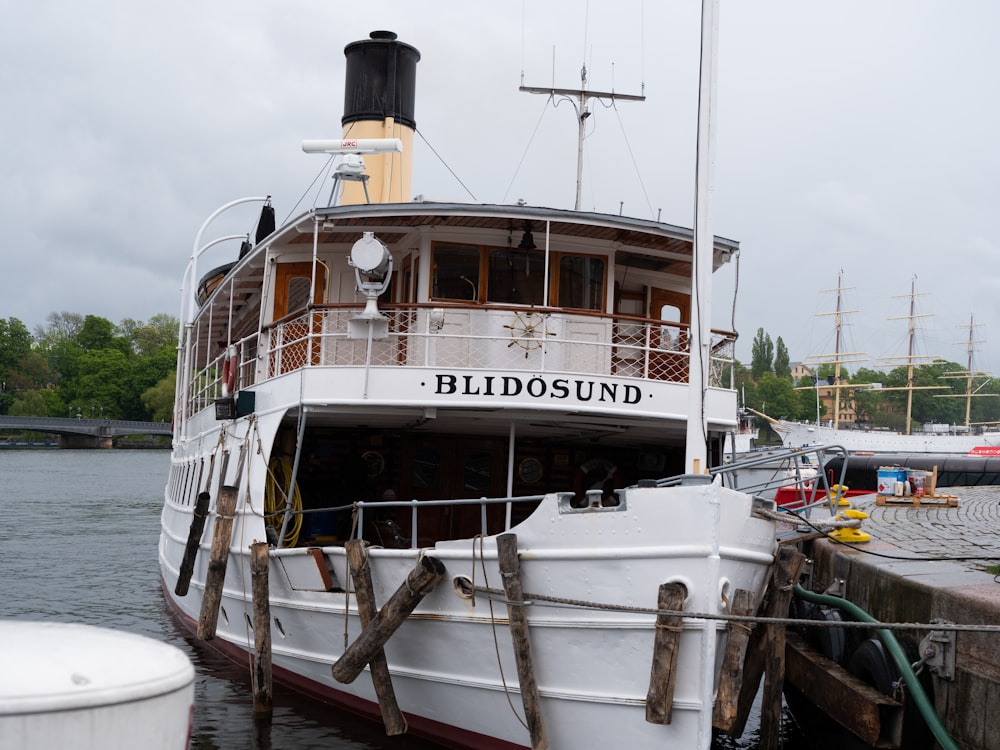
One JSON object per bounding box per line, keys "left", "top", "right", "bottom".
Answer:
{"left": 270, "top": 262, "right": 327, "bottom": 375}
{"left": 648, "top": 288, "right": 690, "bottom": 381}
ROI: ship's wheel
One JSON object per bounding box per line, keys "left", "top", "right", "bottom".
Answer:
{"left": 503, "top": 312, "right": 554, "bottom": 357}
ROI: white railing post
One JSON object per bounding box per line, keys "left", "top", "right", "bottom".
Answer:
{"left": 177, "top": 196, "right": 268, "bottom": 438}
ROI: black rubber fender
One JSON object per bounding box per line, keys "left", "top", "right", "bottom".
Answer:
{"left": 808, "top": 606, "right": 848, "bottom": 666}
{"left": 847, "top": 638, "right": 897, "bottom": 695}
{"left": 848, "top": 637, "right": 935, "bottom": 750}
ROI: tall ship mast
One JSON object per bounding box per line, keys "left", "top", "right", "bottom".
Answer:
{"left": 771, "top": 276, "right": 1000, "bottom": 453}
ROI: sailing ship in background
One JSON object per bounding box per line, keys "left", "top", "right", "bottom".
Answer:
{"left": 763, "top": 274, "right": 1000, "bottom": 454}
{"left": 159, "top": 23, "right": 781, "bottom": 750}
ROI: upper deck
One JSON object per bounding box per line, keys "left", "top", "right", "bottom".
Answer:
{"left": 177, "top": 202, "right": 739, "bottom": 445}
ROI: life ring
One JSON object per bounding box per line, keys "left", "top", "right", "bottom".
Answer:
{"left": 221, "top": 347, "right": 238, "bottom": 396}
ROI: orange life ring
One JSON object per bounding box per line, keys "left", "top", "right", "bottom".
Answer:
{"left": 221, "top": 354, "right": 237, "bottom": 396}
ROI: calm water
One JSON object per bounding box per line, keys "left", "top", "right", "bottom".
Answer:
{"left": 0, "top": 449, "right": 807, "bottom": 749}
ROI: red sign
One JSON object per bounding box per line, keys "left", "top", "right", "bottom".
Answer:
{"left": 968, "top": 446, "right": 1000, "bottom": 456}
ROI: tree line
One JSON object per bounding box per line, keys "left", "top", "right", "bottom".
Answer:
{"left": 0, "top": 312, "right": 177, "bottom": 423}
{"left": 736, "top": 328, "right": 1000, "bottom": 431}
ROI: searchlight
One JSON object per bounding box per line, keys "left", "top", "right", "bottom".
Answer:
{"left": 347, "top": 232, "right": 393, "bottom": 340}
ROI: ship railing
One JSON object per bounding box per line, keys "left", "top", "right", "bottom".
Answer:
{"left": 268, "top": 493, "right": 550, "bottom": 550}
{"left": 262, "top": 303, "right": 736, "bottom": 383}
{"left": 185, "top": 334, "right": 260, "bottom": 417}
{"left": 183, "top": 304, "right": 737, "bottom": 418}
{"left": 707, "top": 444, "right": 852, "bottom": 516}
{"left": 354, "top": 494, "right": 548, "bottom": 550}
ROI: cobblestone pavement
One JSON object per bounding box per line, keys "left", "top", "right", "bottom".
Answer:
{"left": 840, "top": 486, "right": 1000, "bottom": 572}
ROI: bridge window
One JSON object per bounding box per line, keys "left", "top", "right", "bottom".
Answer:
{"left": 430, "top": 242, "right": 606, "bottom": 311}
{"left": 556, "top": 255, "right": 605, "bottom": 311}
{"left": 487, "top": 248, "right": 544, "bottom": 305}
{"left": 431, "top": 246, "right": 479, "bottom": 301}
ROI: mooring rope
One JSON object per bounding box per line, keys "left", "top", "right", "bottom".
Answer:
{"left": 467, "top": 584, "right": 1000, "bottom": 635}
{"left": 473, "top": 534, "right": 530, "bottom": 732}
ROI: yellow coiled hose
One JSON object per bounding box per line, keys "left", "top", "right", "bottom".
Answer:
{"left": 264, "top": 456, "right": 302, "bottom": 547}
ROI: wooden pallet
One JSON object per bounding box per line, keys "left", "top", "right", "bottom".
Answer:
{"left": 875, "top": 493, "right": 958, "bottom": 507}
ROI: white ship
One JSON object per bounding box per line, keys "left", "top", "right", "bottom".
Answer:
{"left": 159, "top": 27, "right": 778, "bottom": 750}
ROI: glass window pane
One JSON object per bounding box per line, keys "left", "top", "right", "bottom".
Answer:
{"left": 287, "top": 277, "right": 311, "bottom": 311}
{"left": 432, "top": 245, "right": 479, "bottom": 301}
{"left": 464, "top": 451, "right": 492, "bottom": 495}
{"left": 412, "top": 449, "right": 440, "bottom": 490}
{"left": 558, "top": 256, "right": 605, "bottom": 310}
{"left": 487, "top": 249, "right": 544, "bottom": 305}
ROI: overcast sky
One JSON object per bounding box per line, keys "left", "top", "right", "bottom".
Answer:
{"left": 3, "top": 1, "right": 998, "bottom": 375}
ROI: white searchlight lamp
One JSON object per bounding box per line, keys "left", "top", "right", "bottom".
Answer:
{"left": 348, "top": 232, "right": 393, "bottom": 340}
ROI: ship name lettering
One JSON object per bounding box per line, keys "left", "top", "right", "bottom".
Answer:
{"left": 434, "top": 374, "right": 641, "bottom": 404}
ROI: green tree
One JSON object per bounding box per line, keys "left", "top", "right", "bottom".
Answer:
{"left": 126, "top": 343, "right": 177, "bottom": 419}
{"left": 77, "top": 315, "right": 117, "bottom": 352}
{"left": 9, "top": 389, "right": 63, "bottom": 417}
{"left": 129, "top": 314, "right": 178, "bottom": 357}
{"left": 3, "top": 311, "right": 178, "bottom": 422}
{"left": 143, "top": 372, "right": 176, "bottom": 422}
{"left": 773, "top": 337, "right": 790, "bottom": 379}
{"left": 750, "top": 328, "right": 774, "bottom": 380}
{"left": 71, "top": 348, "right": 132, "bottom": 419}
{"left": 0, "top": 317, "right": 32, "bottom": 372}
{"left": 749, "top": 372, "right": 802, "bottom": 419}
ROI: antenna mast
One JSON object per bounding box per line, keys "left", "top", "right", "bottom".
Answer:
{"left": 520, "top": 67, "right": 643, "bottom": 210}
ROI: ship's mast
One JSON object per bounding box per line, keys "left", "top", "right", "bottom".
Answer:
{"left": 879, "top": 277, "right": 939, "bottom": 435}
{"left": 683, "top": 0, "right": 720, "bottom": 474}
{"left": 804, "top": 271, "right": 864, "bottom": 429}
{"left": 520, "top": 60, "right": 644, "bottom": 209}
{"left": 938, "top": 314, "right": 998, "bottom": 429}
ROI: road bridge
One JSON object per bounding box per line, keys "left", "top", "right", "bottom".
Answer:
{"left": 0, "top": 416, "right": 171, "bottom": 448}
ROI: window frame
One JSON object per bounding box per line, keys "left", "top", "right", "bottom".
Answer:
{"left": 428, "top": 241, "right": 607, "bottom": 312}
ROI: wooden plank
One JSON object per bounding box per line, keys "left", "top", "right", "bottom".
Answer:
{"left": 249, "top": 541, "right": 273, "bottom": 715}
{"left": 197, "top": 485, "right": 239, "bottom": 640}
{"left": 331, "top": 554, "right": 445, "bottom": 684}
{"left": 175, "top": 490, "right": 211, "bottom": 597}
{"left": 712, "top": 589, "right": 756, "bottom": 730}
{"left": 875, "top": 494, "right": 958, "bottom": 507}
{"left": 497, "top": 533, "right": 548, "bottom": 750}
{"left": 723, "top": 546, "right": 807, "bottom": 739}
{"left": 645, "top": 582, "right": 687, "bottom": 725}
{"left": 785, "top": 633, "right": 903, "bottom": 748}
{"left": 344, "top": 540, "right": 407, "bottom": 736}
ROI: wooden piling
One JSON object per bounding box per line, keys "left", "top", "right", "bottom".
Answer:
{"left": 712, "top": 588, "right": 756, "bottom": 731}
{"left": 721, "top": 546, "right": 806, "bottom": 739}
{"left": 197, "top": 484, "right": 239, "bottom": 640}
{"left": 645, "top": 582, "right": 687, "bottom": 725}
{"left": 497, "top": 533, "right": 548, "bottom": 750}
{"left": 331, "top": 553, "right": 445, "bottom": 684}
{"left": 344, "top": 540, "right": 407, "bottom": 736}
{"left": 760, "top": 570, "right": 800, "bottom": 748}
{"left": 175, "top": 491, "right": 212, "bottom": 597}
{"left": 249, "top": 541, "right": 273, "bottom": 715}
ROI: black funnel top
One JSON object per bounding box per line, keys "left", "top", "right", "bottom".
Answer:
{"left": 343, "top": 31, "right": 421, "bottom": 130}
